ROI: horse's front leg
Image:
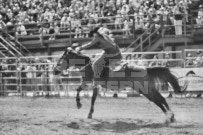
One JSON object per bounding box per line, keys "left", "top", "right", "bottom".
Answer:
{"left": 88, "top": 86, "right": 98, "bottom": 119}
{"left": 76, "top": 86, "right": 82, "bottom": 109}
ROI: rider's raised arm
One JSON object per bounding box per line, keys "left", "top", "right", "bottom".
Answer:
{"left": 80, "top": 35, "right": 100, "bottom": 50}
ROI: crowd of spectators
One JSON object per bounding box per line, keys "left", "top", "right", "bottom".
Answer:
{"left": 0, "top": 0, "right": 199, "bottom": 39}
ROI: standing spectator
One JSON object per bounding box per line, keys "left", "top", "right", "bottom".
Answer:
{"left": 196, "top": 5, "right": 203, "bottom": 25}
{"left": 0, "top": 14, "right": 8, "bottom": 38}
{"left": 173, "top": 3, "right": 184, "bottom": 35}
{"left": 181, "top": 0, "right": 190, "bottom": 23}
{"left": 25, "top": 61, "right": 37, "bottom": 91}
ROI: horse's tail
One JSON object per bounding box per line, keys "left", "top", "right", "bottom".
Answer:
{"left": 147, "top": 67, "right": 182, "bottom": 94}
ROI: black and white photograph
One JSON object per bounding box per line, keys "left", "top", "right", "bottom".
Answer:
{"left": 1, "top": 0, "right": 203, "bottom": 134}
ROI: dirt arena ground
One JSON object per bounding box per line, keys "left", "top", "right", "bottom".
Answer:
{"left": 0, "top": 96, "right": 203, "bottom": 135}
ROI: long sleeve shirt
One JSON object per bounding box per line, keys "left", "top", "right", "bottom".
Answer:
{"left": 80, "top": 34, "right": 120, "bottom": 55}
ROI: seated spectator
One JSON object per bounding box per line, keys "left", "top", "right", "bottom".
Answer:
{"left": 60, "top": 13, "right": 70, "bottom": 31}
{"left": 82, "top": 25, "right": 90, "bottom": 38}
{"left": 121, "top": 2, "right": 129, "bottom": 17}
{"left": 74, "top": 24, "right": 83, "bottom": 38}
{"left": 162, "top": 53, "right": 171, "bottom": 67}
{"left": 137, "top": 55, "right": 148, "bottom": 67}
{"left": 28, "top": 5, "right": 39, "bottom": 23}
{"left": 6, "top": 9, "right": 13, "bottom": 21}
{"left": 18, "top": 10, "right": 28, "bottom": 23}
{"left": 194, "top": 51, "right": 203, "bottom": 67}
{"left": 39, "top": 19, "right": 50, "bottom": 34}
{"left": 185, "top": 53, "right": 194, "bottom": 67}
{"left": 92, "top": 11, "right": 100, "bottom": 24}
{"left": 143, "top": 16, "right": 152, "bottom": 30}
{"left": 149, "top": 55, "right": 160, "bottom": 67}
{"left": 49, "top": 22, "right": 60, "bottom": 40}
{"left": 123, "top": 19, "right": 132, "bottom": 37}
{"left": 114, "top": 11, "right": 123, "bottom": 29}
{"left": 70, "top": 16, "right": 81, "bottom": 30}
{"left": 15, "top": 22, "right": 27, "bottom": 36}
{"left": 87, "top": 19, "right": 96, "bottom": 35}
{"left": 135, "top": 17, "right": 144, "bottom": 30}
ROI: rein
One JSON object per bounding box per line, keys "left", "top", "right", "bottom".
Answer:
{"left": 79, "top": 61, "right": 92, "bottom": 72}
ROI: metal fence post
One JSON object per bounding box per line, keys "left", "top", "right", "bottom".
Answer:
{"left": 132, "top": 17, "right": 136, "bottom": 39}
{"left": 69, "top": 21, "right": 72, "bottom": 45}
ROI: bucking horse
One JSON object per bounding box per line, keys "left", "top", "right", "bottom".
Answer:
{"left": 53, "top": 47, "right": 182, "bottom": 123}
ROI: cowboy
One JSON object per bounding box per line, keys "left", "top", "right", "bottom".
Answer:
{"left": 75, "top": 26, "right": 122, "bottom": 79}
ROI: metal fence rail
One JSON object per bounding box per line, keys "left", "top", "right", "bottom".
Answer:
{"left": 0, "top": 50, "right": 202, "bottom": 96}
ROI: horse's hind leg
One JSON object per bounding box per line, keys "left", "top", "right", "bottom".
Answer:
{"left": 88, "top": 86, "right": 98, "bottom": 119}
{"left": 151, "top": 90, "right": 175, "bottom": 123}
{"left": 161, "top": 97, "right": 175, "bottom": 122}
{"left": 76, "top": 86, "right": 82, "bottom": 109}
{"left": 151, "top": 96, "right": 168, "bottom": 114}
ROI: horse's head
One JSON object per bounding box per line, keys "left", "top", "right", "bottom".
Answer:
{"left": 53, "top": 47, "right": 91, "bottom": 75}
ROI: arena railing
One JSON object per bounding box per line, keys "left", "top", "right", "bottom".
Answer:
{"left": 0, "top": 57, "right": 19, "bottom": 95}
{"left": 0, "top": 51, "right": 185, "bottom": 96}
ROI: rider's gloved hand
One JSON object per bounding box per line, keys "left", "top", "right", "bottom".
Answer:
{"left": 75, "top": 47, "right": 81, "bottom": 53}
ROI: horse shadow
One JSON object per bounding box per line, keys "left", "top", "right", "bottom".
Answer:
{"left": 67, "top": 119, "right": 195, "bottom": 133}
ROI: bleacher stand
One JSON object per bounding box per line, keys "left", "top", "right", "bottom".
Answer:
{"left": 0, "top": 0, "right": 196, "bottom": 39}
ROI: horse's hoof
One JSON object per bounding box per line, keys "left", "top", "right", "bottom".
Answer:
{"left": 165, "top": 118, "right": 170, "bottom": 124}
{"left": 87, "top": 114, "right": 92, "bottom": 119}
{"left": 170, "top": 114, "right": 175, "bottom": 123}
{"left": 165, "top": 112, "right": 175, "bottom": 123}
{"left": 77, "top": 103, "right": 82, "bottom": 109}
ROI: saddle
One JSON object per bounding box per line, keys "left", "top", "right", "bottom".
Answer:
{"left": 109, "top": 62, "right": 147, "bottom": 72}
